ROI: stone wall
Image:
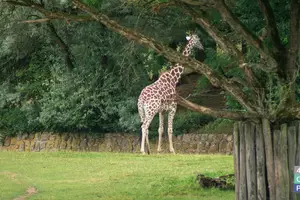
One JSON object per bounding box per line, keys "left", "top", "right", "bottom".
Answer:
{"left": 0, "top": 132, "right": 233, "bottom": 154}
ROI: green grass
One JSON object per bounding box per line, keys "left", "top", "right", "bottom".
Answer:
{"left": 0, "top": 152, "right": 234, "bottom": 200}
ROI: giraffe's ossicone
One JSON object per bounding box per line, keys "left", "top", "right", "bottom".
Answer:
{"left": 138, "top": 34, "right": 203, "bottom": 154}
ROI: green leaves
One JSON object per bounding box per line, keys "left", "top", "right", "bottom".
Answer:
{"left": 173, "top": 111, "right": 215, "bottom": 136}
{"left": 117, "top": 97, "right": 140, "bottom": 132}
{"left": 37, "top": 65, "right": 119, "bottom": 132}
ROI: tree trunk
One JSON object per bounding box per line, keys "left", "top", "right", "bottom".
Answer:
{"left": 234, "top": 120, "right": 300, "bottom": 200}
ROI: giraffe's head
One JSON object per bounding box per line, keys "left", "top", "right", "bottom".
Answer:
{"left": 186, "top": 34, "right": 203, "bottom": 50}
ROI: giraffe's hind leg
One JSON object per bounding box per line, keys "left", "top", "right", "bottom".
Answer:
{"left": 167, "top": 106, "right": 177, "bottom": 154}
{"left": 140, "top": 113, "right": 155, "bottom": 155}
{"left": 140, "top": 122, "right": 148, "bottom": 155}
{"left": 140, "top": 101, "right": 160, "bottom": 155}
{"left": 146, "top": 133, "right": 151, "bottom": 154}
{"left": 157, "top": 112, "right": 164, "bottom": 153}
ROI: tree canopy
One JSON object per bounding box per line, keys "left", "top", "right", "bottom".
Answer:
{"left": 0, "top": 0, "right": 299, "bottom": 134}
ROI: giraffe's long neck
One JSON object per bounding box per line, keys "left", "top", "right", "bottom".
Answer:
{"left": 169, "top": 41, "right": 194, "bottom": 85}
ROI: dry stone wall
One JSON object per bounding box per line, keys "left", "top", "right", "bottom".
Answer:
{"left": 0, "top": 132, "right": 233, "bottom": 154}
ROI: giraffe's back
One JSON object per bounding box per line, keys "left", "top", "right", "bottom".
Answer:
{"left": 138, "top": 72, "right": 177, "bottom": 112}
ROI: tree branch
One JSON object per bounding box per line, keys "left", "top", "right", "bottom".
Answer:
{"left": 256, "top": 0, "right": 283, "bottom": 54}
{"left": 178, "top": 2, "right": 263, "bottom": 102}
{"left": 72, "top": 0, "right": 258, "bottom": 113}
{"left": 282, "top": 0, "right": 300, "bottom": 105}
{"left": 152, "top": 2, "right": 175, "bottom": 13}
{"left": 20, "top": 18, "right": 50, "bottom": 23}
{"left": 178, "top": 3, "right": 243, "bottom": 59}
{"left": 176, "top": 95, "right": 258, "bottom": 120}
{"left": 215, "top": 0, "right": 278, "bottom": 72}
{"left": 5, "top": 0, "right": 93, "bottom": 22}
{"left": 240, "top": 61, "right": 275, "bottom": 73}
{"left": 4, "top": 0, "right": 30, "bottom": 6}
{"left": 177, "top": 2, "right": 263, "bottom": 112}
{"left": 279, "top": 103, "right": 300, "bottom": 119}
{"left": 286, "top": 0, "right": 300, "bottom": 79}
{"left": 178, "top": 0, "right": 215, "bottom": 7}
{"left": 47, "top": 22, "right": 75, "bottom": 71}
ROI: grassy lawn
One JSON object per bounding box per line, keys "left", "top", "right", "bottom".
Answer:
{"left": 0, "top": 152, "right": 234, "bottom": 200}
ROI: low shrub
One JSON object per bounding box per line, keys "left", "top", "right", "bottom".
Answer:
{"left": 198, "top": 118, "right": 234, "bottom": 134}
{"left": 173, "top": 111, "right": 215, "bottom": 135}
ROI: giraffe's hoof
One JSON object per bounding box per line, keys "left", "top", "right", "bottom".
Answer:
{"left": 170, "top": 149, "right": 176, "bottom": 154}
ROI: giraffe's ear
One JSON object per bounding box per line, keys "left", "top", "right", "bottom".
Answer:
{"left": 186, "top": 36, "right": 191, "bottom": 41}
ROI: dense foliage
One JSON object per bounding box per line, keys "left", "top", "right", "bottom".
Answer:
{"left": 0, "top": 0, "right": 216, "bottom": 135}
{"left": 0, "top": 0, "right": 298, "bottom": 136}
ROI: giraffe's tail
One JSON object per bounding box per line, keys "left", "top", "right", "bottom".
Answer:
{"left": 139, "top": 123, "right": 142, "bottom": 145}
{"left": 137, "top": 101, "right": 145, "bottom": 124}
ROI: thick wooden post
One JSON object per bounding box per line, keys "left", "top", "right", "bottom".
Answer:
{"left": 239, "top": 122, "right": 247, "bottom": 200}
{"left": 255, "top": 124, "right": 266, "bottom": 200}
{"left": 288, "top": 125, "right": 296, "bottom": 200}
{"left": 279, "top": 124, "right": 289, "bottom": 200}
{"left": 273, "top": 129, "right": 281, "bottom": 199}
{"left": 245, "top": 123, "right": 257, "bottom": 200}
{"left": 296, "top": 122, "right": 300, "bottom": 200}
{"left": 233, "top": 123, "right": 240, "bottom": 200}
{"left": 262, "top": 119, "right": 276, "bottom": 200}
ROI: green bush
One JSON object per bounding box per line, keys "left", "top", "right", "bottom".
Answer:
{"left": 0, "top": 81, "right": 42, "bottom": 134}
{"left": 198, "top": 118, "right": 234, "bottom": 134}
{"left": 0, "top": 108, "right": 29, "bottom": 133}
{"left": 37, "top": 64, "right": 121, "bottom": 132}
{"left": 173, "top": 111, "right": 214, "bottom": 135}
{"left": 117, "top": 97, "right": 141, "bottom": 133}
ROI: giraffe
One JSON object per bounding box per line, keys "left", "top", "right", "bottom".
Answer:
{"left": 138, "top": 34, "right": 204, "bottom": 154}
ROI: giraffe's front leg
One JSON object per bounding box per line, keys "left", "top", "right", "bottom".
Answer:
{"left": 167, "top": 109, "right": 176, "bottom": 154}
{"left": 157, "top": 112, "right": 164, "bottom": 153}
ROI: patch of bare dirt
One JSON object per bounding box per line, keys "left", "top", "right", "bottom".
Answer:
{"left": 0, "top": 171, "right": 21, "bottom": 184}
{"left": 13, "top": 186, "right": 38, "bottom": 200}
{"left": 0, "top": 171, "right": 17, "bottom": 178}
